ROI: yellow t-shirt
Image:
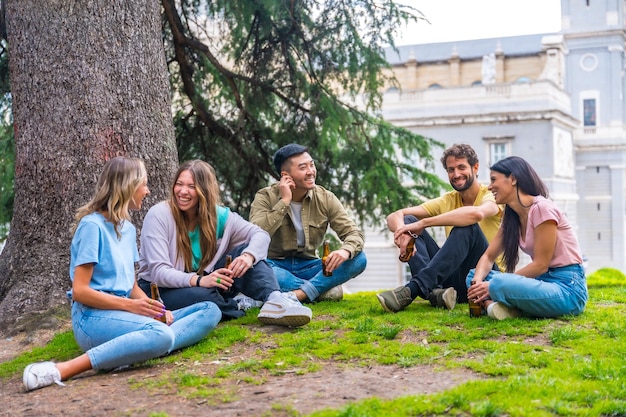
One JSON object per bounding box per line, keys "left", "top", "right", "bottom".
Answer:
{"left": 420, "top": 184, "right": 504, "bottom": 269}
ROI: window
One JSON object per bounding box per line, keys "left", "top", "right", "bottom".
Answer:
{"left": 583, "top": 98, "right": 596, "bottom": 126}
{"left": 483, "top": 136, "right": 513, "bottom": 168}
{"left": 490, "top": 142, "right": 508, "bottom": 164}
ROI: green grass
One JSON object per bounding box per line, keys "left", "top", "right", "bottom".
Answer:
{"left": 2, "top": 267, "right": 626, "bottom": 416}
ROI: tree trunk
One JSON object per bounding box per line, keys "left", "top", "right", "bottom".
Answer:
{"left": 0, "top": 0, "right": 178, "bottom": 334}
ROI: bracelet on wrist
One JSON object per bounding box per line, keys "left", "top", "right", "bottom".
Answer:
{"left": 195, "top": 274, "right": 202, "bottom": 287}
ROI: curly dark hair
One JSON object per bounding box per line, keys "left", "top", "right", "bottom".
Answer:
{"left": 440, "top": 144, "right": 479, "bottom": 169}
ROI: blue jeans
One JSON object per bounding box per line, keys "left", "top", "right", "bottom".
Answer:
{"left": 71, "top": 300, "right": 221, "bottom": 371}
{"left": 139, "top": 244, "right": 280, "bottom": 321}
{"left": 466, "top": 264, "right": 588, "bottom": 318}
{"left": 268, "top": 251, "right": 367, "bottom": 301}
{"left": 404, "top": 215, "right": 492, "bottom": 303}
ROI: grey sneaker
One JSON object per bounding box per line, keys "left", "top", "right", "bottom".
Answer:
{"left": 23, "top": 361, "right": 65, "bottom": 391}
{"left": 428, "top": 287, "right": 457, "bottom": 310}
{"left": 376, "top": 286, "right": 413, "bottom": 313}
{"left": 487, "top": 302, "right": 521, "bottom": 320}
{"left": 318, "top": 285, "right": 343, "bottom": 302}
{"left": 233, "top": 293, "right": 264, "bottom": 310}
{"left": 257, "top": 292, "right": 312, "bottom": 327}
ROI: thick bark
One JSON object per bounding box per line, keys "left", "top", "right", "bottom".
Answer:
{"left": 0, "top": 0, "right": 178, "bottom": 334}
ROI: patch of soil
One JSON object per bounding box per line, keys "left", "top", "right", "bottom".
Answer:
{"left": 0, "top": 326, "right": 481, "bottom": 417}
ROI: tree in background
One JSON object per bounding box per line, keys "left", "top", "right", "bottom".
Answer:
{"left": 162, "top": 0, "right": 446, "bottom": 225}
{"left": 0, "top": 0, "right": 447, "bottom": 333}
{"left": 0, "top": 37, "right": 12, "bottom": 242}
{"left": 0, "top": 0, "right": 178, "bottom": 333}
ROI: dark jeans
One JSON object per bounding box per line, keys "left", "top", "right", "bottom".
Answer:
{"left": 404, "top": 215, "right": 492, "bottom": 303}
{"left": 139, "top": 244, "right": 279, "bottom": 321}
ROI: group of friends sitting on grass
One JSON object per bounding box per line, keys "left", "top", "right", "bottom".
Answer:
{"left": 22, "top": 143, "right": 587, "bottom": 392}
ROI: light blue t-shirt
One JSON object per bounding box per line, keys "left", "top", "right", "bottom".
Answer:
{"left": 68, "top": 212, "right": 139, "bottom": 298}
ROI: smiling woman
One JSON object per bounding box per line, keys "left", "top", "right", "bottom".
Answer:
{"left": 466, "top": 156, "right": 588, "bottom": 320}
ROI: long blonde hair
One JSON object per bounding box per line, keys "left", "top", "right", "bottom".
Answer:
{"left": 168, "top": 160, "right": 221, "bottom": 273}
{"left": 72, "top": 157, "right": 147, "bottom": 238}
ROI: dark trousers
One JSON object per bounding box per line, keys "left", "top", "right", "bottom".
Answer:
{"left": 404, "top": 215, "right": 492, "bottom": 303}
{"left": 139, "top": 244, "right": 279, "bottom": 321}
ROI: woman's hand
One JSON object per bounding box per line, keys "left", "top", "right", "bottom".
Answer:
{"left": 200, "top": 268, "right": 234, "bottom": 290}
{"left": 229, "top": 252, "right": 255, "bottom": 278}
{"left": 131, "top": 297, "right": 166, "bottom": 320}
{"left": 133, "top": 299, "right": 174, "bottom": 325}
{"left": 467, "top": 280, "right": 490, "bottom": 304}
{"left": 164, "top": 310, "right": 174, "bottom": 325}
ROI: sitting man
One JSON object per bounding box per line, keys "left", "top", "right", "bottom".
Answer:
{"left": 250, "top": 143, "right": 367, "bottom": 302}
{"left": 377, "top": 143, "right": 503, "bottom": 312}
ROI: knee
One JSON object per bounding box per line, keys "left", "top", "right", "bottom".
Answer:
{"left": 404, "top": 215, "right": 418, "bottom": 225}
{"left": 449, "top": 224, "right": 480, "bottom": 238}
{"left": 351, "top": 251, "right": 367, "bottom": 273}
{"left": 465, "top": 269, "right": 476, "bottom": 288}
{"left": 151, "top": 324, "right": 177, "bottom": 354}
{"left": 201, "top": 301, "right": 222, "bottom": 328}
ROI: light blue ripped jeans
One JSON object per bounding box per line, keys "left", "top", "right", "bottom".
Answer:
{"left": 466, "top": 264, "right": 588, "bottom": 318}
{"left": 71, "top": 300, "right": 221, "bottom": 370}
{"left": 268, "top": 251, "right": 367, "bottom": 301}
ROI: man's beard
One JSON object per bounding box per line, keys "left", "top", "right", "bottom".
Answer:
{"left": 451, "top": 174, "right": 475, "bottom": 192}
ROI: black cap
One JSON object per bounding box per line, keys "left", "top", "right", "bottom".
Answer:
{"left": 273, "top": 143, "right": 308, "bottom": 174}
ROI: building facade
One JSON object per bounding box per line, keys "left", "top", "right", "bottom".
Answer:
{"left": 346, "top": 0, "right": 624, "bottom": 293}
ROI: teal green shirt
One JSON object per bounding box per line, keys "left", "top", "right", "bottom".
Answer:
{"left": 188, "top": 206, "right": 230, "bottom": 271}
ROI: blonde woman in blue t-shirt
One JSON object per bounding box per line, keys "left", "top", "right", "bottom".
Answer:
{"left": 23, "top": 157, "right": 221, "bottom": 391}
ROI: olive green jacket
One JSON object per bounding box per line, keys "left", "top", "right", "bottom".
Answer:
{"left": 250, "top": 184, "right": 364, "bottom": 260}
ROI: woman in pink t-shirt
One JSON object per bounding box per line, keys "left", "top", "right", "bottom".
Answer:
{"left": 467, "top": 156, "right": 588, "bottom": 320}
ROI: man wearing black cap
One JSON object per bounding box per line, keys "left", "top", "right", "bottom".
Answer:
{"left": 250, "top": 144, "right": 367, "bottom": 302}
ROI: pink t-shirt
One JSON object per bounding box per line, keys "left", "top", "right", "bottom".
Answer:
{"left": 519, "top": 196, "right": 583, "bottom": 267}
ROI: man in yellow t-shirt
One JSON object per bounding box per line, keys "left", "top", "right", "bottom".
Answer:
{"left": 377, "top": 144, "right": 503, "bottom": 312}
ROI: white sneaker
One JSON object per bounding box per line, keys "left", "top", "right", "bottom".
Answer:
{"left": 487, "top": 302, "right": 521, "bottom": 320}
{"left": 23, "top": 361, "right": 65, "bottom": 391}
{"left": 257, "top": 292, "right": 312, "bottom": 327}
{"left": 233, "top": 293, "right": 264, "bottom": 310}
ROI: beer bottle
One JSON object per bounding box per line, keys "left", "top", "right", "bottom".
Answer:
{"left": 225, "top": 255, "right": 233, "bottom": 269}
{"left": 322, "top": 240, "right": 332, "bottom": 276}
{"left": 398, "top": 235, "right": 415, "bottom": 262}
{"left": 150, "top": 282, "right": 167, "bottom": 323}
{"left": 468, "top": 280, "right": 482, "bottom": 318}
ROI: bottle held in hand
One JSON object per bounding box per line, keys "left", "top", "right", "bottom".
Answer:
{"left": 398, "top": 236, "right": 415, "bottom": 262}
{"left": 468, "top": 280, "right": 482, "bottom": 318}
{"left": 322, "top": 240, "right": 332, "bottom": 276}
{"left": 150, "top": 282, "right": 167, "bottom": 323}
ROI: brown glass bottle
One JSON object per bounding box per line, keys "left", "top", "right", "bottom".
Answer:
{"left": 468, "top": 280, "right": 482, "bottom": 318}
{"left": 398, "top": 236, "right": 415, "bottom": 262}
{"left": 322, "top": 240, "right": 332, "bottom": 276}
{"left": 225, "top": 255, "right": 233, "bottom": 269}
{"left": 150, "top": 282, "right": 167, "bottom": 323}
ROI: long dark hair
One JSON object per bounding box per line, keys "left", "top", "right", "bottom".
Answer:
{"left": 490, "top": 156, "right": 549, "bottom": 272}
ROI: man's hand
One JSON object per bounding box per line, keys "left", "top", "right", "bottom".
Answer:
{"left": 324, "top": 249, "right": 350, "bottom": 274}
{"left": 279, "top": 174, "right": 295, "bottom": 204}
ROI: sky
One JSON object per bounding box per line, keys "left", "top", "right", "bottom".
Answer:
{"left": 396, "top": 0, "right": 562, "bottom": 45}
